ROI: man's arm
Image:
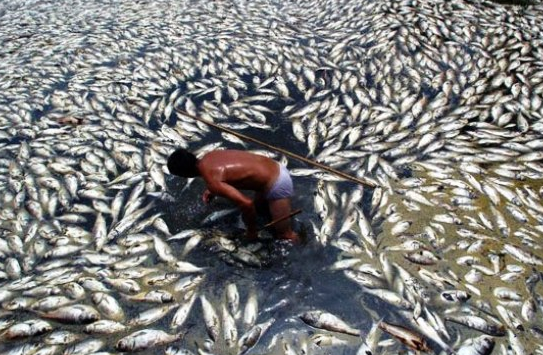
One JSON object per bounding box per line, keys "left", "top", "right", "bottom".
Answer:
{"left": 206, "top": 181, "right": 258, "bottom": 238}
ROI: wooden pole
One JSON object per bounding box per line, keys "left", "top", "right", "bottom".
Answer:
{"left": 259, "top": 209, "right": 302, "bottom": 231}
{"left": 175, "top": 110, "right": 378, "bottom": 188}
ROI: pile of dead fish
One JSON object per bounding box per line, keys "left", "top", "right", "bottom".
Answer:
{"left": 1, "top": 0, "right": 543, "bottom": 353}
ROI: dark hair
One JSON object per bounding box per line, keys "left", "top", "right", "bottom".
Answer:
{"left": 167, "top": 148, "right": 199, "bottom": 177}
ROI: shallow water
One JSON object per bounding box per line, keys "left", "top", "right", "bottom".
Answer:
{"left": 162, "top": 171, "right": 374, "bottom": 353}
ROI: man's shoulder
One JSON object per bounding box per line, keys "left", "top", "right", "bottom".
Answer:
{"left": 202, "top": 149, "right": 258, "bottom": 161}
{"left": 201, "top": 149, "right": 233, "bottom": 159}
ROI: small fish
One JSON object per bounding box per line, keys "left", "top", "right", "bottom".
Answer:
{"left": 91, "top": 292, "right": 125, "bottom": 322}
{"left": 172, "top": 261, "right": 206, "bottom": 273}
{"left": 310, "top": 333, "right": 350, "bottom": 347}
{"left": 63, "top": 339, "right": 105, "bottom": 355}
{"left": 153, "top": 235, "right": 178, "bottom": 263}
{"left": 226, "top": 283, "right": 240, "bottom": 319}
{"left": 116, "top": 329, "right": 184, "bottom": 352}
{"left": 502, "top": 244, "right": 543, "bottom": 266}
{"left": 168, "top": 229, "right": 201, "bottom": 241}
{"left": 243, "top": 290, "right": 258, "bottom": 329}
{"left": 222, "top": 304, "right": 238, "bottom": 347}
{"left": 201, "top": 208, "right": 238, "bottom": 226}
{"left": 170, "top": 291, "right": 197, "bottom": 330}
{"left": 44, "top": 330, "right": 82, "bottom": 345}
{"left": 128, "top": 303, "right": 178, "bottom": 327}
{"left": 84, "top": 320, "right": 127, "bottom": 334}
{"left": 404, "top": 250, "right": 440, "bottom": 265}
{"left": 299, "top": 310, "right": 359, "bottom": 336}
{"left": 457, "top": 335, "right": 495, "bottom": 355}
{"left": 181, "top": 233, "right": 204, "bottom": 257}
{"left": 238, "top": 318, "right": 275, "bottom": 354}
{"left": 232, "top": 249, "right": 262, "bottom": 268}
{"left": 440, "top": 290, "right": 471, "bottom": 303}
{"left": 200, "top": 295, "right": 220, "bottom": 341}
{"left": 124, "top": 290, "right": 175, "bottom": 304}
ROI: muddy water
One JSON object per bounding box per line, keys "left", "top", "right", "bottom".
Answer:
{"left": 162, "top": 159, "right": 378, "bottom": 354}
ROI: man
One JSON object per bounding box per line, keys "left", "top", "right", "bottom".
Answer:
{"left": 167, "top": 148, "right": 299, "bottom": 242}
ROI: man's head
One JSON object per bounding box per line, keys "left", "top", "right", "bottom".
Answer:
{"left": 167, "top": 148, "right": 200, "bottom": 177}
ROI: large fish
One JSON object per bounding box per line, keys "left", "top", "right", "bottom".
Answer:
{"left": 378, "top": 321, "right": 430, "bottom": 352}
{"left": 40, "top": 305, "right": 100, "bottom": 325}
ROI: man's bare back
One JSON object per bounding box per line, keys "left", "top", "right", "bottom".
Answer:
{"left": 167, "top": 148, "right": 299, "bottom": 242}
{"left": 198, "top": 150, "right": 280, "bottom": 193}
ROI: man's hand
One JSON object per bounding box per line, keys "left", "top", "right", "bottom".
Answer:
{"left": 202, "top": 189, "right": 214, "bottom": 204}
{"left": 202, "top": 180, "right": 258, "bottom": 239}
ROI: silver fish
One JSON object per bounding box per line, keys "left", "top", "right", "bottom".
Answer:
{"left": 299, "top": 310, "right": 359, "bottom": 336}
{"left": 116, "top": 329, "right": 184, "bottom": 352}
{"left": 40, "top": 305, "right": 100, "bottom": 325}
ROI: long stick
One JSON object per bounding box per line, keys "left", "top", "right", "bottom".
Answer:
{"left": 176, "top": 110, "right": 378, "bottom": 188}
{"left": 259, "top": 209, "right": 302, "bottom": 231}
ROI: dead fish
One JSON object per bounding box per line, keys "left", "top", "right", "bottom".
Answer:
{"left": 1, "top": 319, "right": 53, "bottom": 340}
{"left": 64, "top": 338, "right": 105, "bottom": 355}
{"left": 116, "top": 329, "right": 184, "bottom": 352}
{"left": 84, "top": 320, "right": 127, "bottom": 334}
{"left": 165, "top": 346, "right": 197, "bottom": 355}
{"left": 153, "top": 234, "right": 178, "bottom": 263}
{"left": 445, "top": 315, "right": 505, "bottom": 336}
{"left": 404, "top": 250, "right": 440, "bottom": 265}
{"left": 44, "top": 330, "right": 82, "bottom": 345}
{"left": 124, "top": 290, "right": 174, "bottom": 303}
{"left": 1, "top": 343, "right": 42, "bottom": 355}
{"left": 226, "top": 283, "right": 240, "bottom": 319}
{"left": 502, "top": 244, "right": 543, "bottom": 266}
{"left": 378, "top": 321, "right": 430, "bottom": 352}
{"left": 201, "top": 208, "right": 238, "bottom": 226}
{"left": 243, "top": 289, "right": 258, "bottom": 329}
{"left": 128, "top": 303, "right": 178, "bottom": 327}
{"left": 299, "top": 310, "right": 359, "bottom": 336}
{"left": 91, "top": 292, "right": 125, "bottom": 322}
{"left": 221, "top": 304, "right": 237, "bottom": 347}
{"left": 200, "top": 295, "right": 220, "bottom": 341}
{"left": 40, "top": 305, "right": 100, "bottom": 324}
{"left": 440, "top": 290, "right": 471, "bottom": 303}
{"left": 310, "top": 333, "right": 350, "bottom": 347}
{"left": 457, "top": 335, "right": 495, "bottom": 355}
{"left": 31, "top": 296, "right": 74, "bottom": 312}
{"left": 142, "top": 272, "right": 180, "bottom": 287}
{"left": 238, "top": 318, "right": 275, "bottom": 354}
{"left": 172, "top": 261, "right": 207, "bottom": 273}
{"left": 170, "top": 291, "right": 197, "bottom": 330}
{"left": 232, "top": 249, "right": 262, "bottom": 268}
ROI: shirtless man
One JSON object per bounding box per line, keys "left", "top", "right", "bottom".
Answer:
{"left": 167, "top": 148, "right": 299, "bottom": 242}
